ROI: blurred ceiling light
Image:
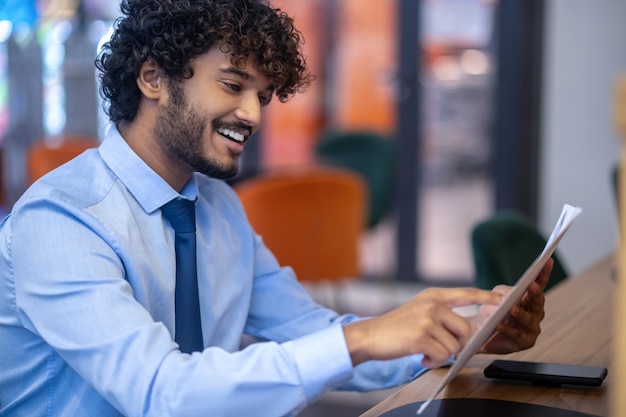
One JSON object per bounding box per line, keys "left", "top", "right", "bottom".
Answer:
{"left": 0, "top": 21, "right": 12, "bottom": 43}
{"left": 460, "top": 49, "right": 490, "bottom": 75}
{"left": 12, "top": 22, "right": 33, "bottom": 43}
{"left": 50, "top": 19, "right": 72, "bottom": 43}
{"left": 88, "top": 19, "right": 109, "bottom": 44}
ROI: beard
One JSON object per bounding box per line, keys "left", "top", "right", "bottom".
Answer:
{"left": 153, "top": 81, "right": 239, "bottom": 180}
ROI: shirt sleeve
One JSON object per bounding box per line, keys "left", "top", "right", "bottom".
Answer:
{"left": 8, "top": 188, "right": 422, "bottom": 417}
{"left": 243, "top": 232, "right": 428, "bottom": 394}
{"left": 8, "top": 196, "right": 355, "bottom": 417}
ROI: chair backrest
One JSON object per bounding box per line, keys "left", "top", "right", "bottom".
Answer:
{"left": 234, "top": 168, "right": 368, "bottom": 283}
{"left": 314, "top": 131, "right": 395, "bottom": 228}
{"left": 27, "top": 136, "right": 99, "bottom": 185}
{"left": 471, "top": 211, "right": 569, "bottom": 292}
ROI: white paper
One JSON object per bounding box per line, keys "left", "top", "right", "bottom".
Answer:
{"left": 417, "top": 203, "right": 582, "bottom": 415}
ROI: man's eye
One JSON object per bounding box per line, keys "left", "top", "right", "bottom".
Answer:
{"left": 224, "top": 82, "right": 240, "bottom": 92}
{"left": 259, "top": 95, "right": 272, "bottom": 106}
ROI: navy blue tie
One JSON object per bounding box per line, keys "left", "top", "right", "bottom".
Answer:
{"left": 162, "top": 199, "right": 203, "bottom": 353}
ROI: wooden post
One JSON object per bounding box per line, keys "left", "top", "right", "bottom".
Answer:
{"left": 612, "top": 74, "right": 626, "bottom": 417}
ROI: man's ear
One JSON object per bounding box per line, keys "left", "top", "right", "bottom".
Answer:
{"left": 136, "top": 57, "right": 162, "bottom": 99}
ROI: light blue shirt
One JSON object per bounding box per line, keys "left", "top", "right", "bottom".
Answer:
{"left": 0, "top": 128, "right": 425, "bottom": 417}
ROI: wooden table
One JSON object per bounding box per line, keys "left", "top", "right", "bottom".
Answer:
{"left": 361, "top": 254, "right": 615, "bottom": 417}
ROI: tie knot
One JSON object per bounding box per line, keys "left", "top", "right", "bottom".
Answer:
{"left": 162, "top": 199, "right": 196, "bottom": 233}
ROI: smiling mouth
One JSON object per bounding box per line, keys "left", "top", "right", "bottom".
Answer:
{"left": 217, "top": 127, "right": 248, "bottom": 144}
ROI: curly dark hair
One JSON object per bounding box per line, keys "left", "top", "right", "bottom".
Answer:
{"left": 96, "top": 0, "right": 313, "bottom": 124}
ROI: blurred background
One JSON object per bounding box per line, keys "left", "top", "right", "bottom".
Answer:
{"left": 0, "top": 0, "right": 624, "bottom": 415}
{"left": 0, "top": 0, "right": 623, "bottom": 291}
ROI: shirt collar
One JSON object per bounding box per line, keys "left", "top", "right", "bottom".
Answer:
{"left": 98, "top": 126, "right": 199, "bottom": 214}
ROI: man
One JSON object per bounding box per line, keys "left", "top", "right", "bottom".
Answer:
{"left": 0, "top": 1, "right": 551, "bottom": 416}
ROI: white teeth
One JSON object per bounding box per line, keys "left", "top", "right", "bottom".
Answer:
{"left": 219, "top": 128, "right": 245, "bottom": 143}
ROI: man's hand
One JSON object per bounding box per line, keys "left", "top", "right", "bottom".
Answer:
{"left": 342, "top": 259, "right": 552, "bottom": 368}
{"left": 476, "top": 258, "right": 552, "bottom": 354}
{"left": 343, "top": 287, "right": 504, "bottom": 368}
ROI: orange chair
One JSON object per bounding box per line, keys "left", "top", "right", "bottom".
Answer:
{"left": 27, "top": 136, "right": 100, "bottom": 185}
{"left": 234, "top": 168, "right": 368, "bottom": 283}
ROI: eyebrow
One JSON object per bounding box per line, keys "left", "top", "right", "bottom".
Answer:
{"left": 220, "top": 67, "right": 275, "bottom": 95}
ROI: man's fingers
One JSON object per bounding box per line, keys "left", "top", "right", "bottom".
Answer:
{"left": 495, "top": 321, "right": 536, "bottom": 351}
{"left": 535, "top": 258, "right": 554, "bottom": 292}
{"left": 425, "top": 287, "right": 504, "bottom": 309}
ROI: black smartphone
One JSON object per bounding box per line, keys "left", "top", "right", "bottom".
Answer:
{"left": 484, "top": 360, "right": 607, "bottom": 387}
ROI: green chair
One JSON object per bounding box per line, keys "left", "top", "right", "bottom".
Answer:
{"left": 471, "top": 211, "right": 569, "bottom": 292}
{"left": 314, "top": 131, "right": 396, "bottom": 228}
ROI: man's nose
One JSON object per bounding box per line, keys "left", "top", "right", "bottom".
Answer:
{"left": 235, "top": 92, "right": 262, "bottom": 129}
